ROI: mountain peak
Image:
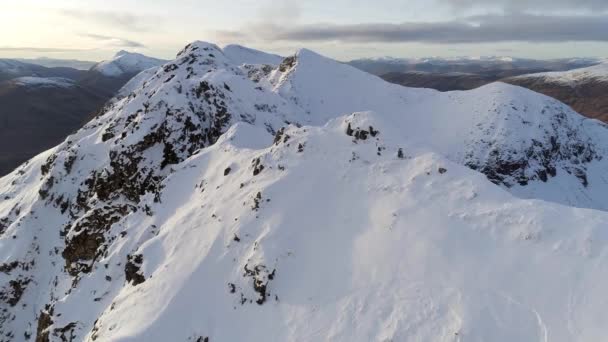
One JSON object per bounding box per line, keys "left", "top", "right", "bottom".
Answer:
{"left": 176, "top": 41, "right": 223, "bottom": 58}
{"left": 93, "top": 51, "right": 167, "bottom": 77}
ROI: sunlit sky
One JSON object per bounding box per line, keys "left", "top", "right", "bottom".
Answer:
{"left": 1, "top": 0, "right": 607, "bottom": 61}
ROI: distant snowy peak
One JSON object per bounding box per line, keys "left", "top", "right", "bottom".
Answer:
{"left": 11, "top": 76, "right": 75, "bottom": 88}
{"left": 513, "top": 61, "right": 608, "bottom": 85}
{"left": 92, "top": 51, "right": 167, "bottom": 77}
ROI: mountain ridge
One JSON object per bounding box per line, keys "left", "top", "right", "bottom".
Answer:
{"left": 0, "top": 50, "right": 167, "bottom": 177}
{"left": 1, "top": 41, "right": 608, "bottom": 341}
{"left": 91, "top": 51, "right": 167, "bottom": 77}
{"left": 503, "top": 61, "right": 608, "bottom": 122}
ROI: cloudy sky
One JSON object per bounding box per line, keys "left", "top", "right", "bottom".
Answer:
{"left": 1, "top": 0, "right": 607, "bottom": 61}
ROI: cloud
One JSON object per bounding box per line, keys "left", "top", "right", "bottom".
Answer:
{"left": 82, "top": 34, "right": 146, "bottom": 48}
{"left": 437, "top": 0, "right": 608, "bottom": 12}
{"left": 59, "top": 9, "right": 154, "bottom": 32}
{"left": 0, "top": 47, "right": 87, "bottom": 53}
{"left": 257, "top": 0, "right": 301, "bottom": 25}
{"left": 216, "top": 13, "right": 608, "bottom": 44}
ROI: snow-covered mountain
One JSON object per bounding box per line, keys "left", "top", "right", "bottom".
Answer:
{"left": 77, "top": 51, "right": 167, "bottom": 99}
{"left": 0, "top": 53, "right": 166, "bottom": 178}
{"left": 508, "top": 61, "right": 608, "bottom": 86}
{"left": 91, "top": 51, "right": 167, "bottom": 77}
{"left": 2, "top": 41, "right": 608, "bottom": 341}
{"left": 504, "top": 61, "right": 608, "bottom": 122}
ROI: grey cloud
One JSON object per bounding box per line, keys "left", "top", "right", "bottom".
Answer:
{"left": 257, "top": 0, "right": 301, "bottom": 24}
{"left": 0, "top": 47, "right": 87, "bottom": 53}
{"left": 59, "top": 9, "right": 154, "bottom": 32}
{"left": 437, "top": 0, "right": 608, "bottom": 12}
{"left": 82, "top": 34, "right": 146, "bottom": 48}
{"left": 219, "top": 13, "right": 608, "bottom": 44}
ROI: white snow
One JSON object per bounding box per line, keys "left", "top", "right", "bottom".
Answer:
{"left": 222, "top": 44, "right": 284, "bottom": 66}
{"left": 2, "top": 41, "right": 608, "bottom": 341}
{"left": 114, "top": 67, "right": 159, "bottom": 99}
{"left": 92, "top": 50, "right": 167, "bottom": 77}
{"left": 513, "top": 61, "right": 608, "bottom": 86}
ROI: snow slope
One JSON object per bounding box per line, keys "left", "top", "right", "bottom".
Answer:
{"left": 92, "top": 51, "right": 167, "bottom": 77}
{"left": 222, "top": 44, "right": 283, "bottom": 66}
{"left": 512, "top": 61, "right": 608, "bottom": 86}
{"left": 1, "top": 41, "right": 608, "bottom": 341}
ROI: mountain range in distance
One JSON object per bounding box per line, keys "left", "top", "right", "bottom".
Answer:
{"left": 348, "top": 56, "right": 608, "bottom": 122}
{"left": 14, "top": 57, "right": 97, "bottom": 70}
{"left": 2, "top": 49, "right": 606, "bottom": 179}
{"left": 0, "top": 52, "right": 166, "bottom": 176}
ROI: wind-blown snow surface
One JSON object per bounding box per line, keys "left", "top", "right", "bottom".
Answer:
{"left": 2, "top": 41, "right": 608, "bottom": 341}
{"left": 92, "top": 51, "right": 167, "bottom": 77}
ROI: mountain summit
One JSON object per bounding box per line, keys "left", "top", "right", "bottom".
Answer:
{"left": 91, "top": 51, "right": 167, "bottom": 77}
{"left": 2, "top": 41, "right": 608, "bottom": 341}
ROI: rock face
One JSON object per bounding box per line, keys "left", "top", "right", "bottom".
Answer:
{"left": 2, "top": 41, "right": 608, "bottom": 341}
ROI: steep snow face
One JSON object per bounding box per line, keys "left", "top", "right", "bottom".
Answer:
{"left": 74, "top": 114, "right": 608, "bottom": 342}
{"left": 114, "top": 67, "right": 159, "bottom": 99}
{"left": 11, "top": 77, "right": 75, "bottom": 88}
{"left": 92, "top": 51, "right": 167, "bottom": 77}
{"left": 271, "top": 49, "right": 608, "bottom": 210}
{"left": 513, "top": 61, "right": 608, "bottom": 86}
{"left": 222, "top": 44, "right": 283, "bottom": 66}
{"left": 2, "top": 41, "right": 608, "bottom": 341}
